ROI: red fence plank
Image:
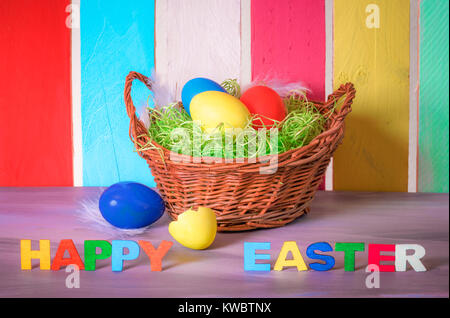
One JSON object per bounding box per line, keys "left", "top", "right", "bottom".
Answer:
{"left": 251, "top": 0, "right": 326, "bottom": 100}
{"left": 251, "top": 0, "right": 326, "bottom": 189}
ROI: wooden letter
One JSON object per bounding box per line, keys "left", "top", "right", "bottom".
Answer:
{"left": 111, "top": 240, "right": 140, "bottom": 272}
{"left": 335, "top": 242, "right": 365, "bottom": 271}
{"left": 138, "top": 240, "right": 173, "bottom": 271}
{"left": 51, "top": 239, "right": 85, "bottom": 270}
{"left": 395, "top": 244, "right": 426, "bottom": 272}
{"left": 274, "top": 241, "right": 307, "bottom": 271}
{"left": 84, "top": 240, "right": 112, "bottom": 271}
{"left": 21, "top": 240, "right": 51, "bottom": 270}
{"left": 244, "top": 242, "right": 271, "bottom": 271}
{"left": 306, "top": 242, "right": 335, "bottom": 271}
{"left": 368, "top": 244, "right": 395, "bottom": 272}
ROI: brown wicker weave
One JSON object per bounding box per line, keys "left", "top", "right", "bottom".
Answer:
{"left": 124, "top": 71, "right": 355, "bottom": 232}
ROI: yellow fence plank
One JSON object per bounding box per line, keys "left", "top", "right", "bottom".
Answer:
{"left": 333, "top": 0, "right": 410, "bottom": 192}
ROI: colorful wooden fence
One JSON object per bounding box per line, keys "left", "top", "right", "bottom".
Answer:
{"left": 0, "top": 0, "right": 448, "bottom": 193}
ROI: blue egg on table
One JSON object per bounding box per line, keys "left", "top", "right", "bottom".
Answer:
{"left": 181, "top": 77, "right": 227, "bottom": 116}
{"left": 99, "top": 182, "right": 165, "bottom": 229}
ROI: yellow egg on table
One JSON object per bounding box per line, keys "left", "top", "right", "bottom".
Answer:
{"left": 168, "top": 207, "right": 217, "bottom": 250}
{"left": 190, "top": 91, "right": 250, "bottom": 130}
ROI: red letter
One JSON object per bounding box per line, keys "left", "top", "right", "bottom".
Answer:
{"left": 51, "top": 239, "right": 85, "bottom": 270}
{"left": 368, "top": 244, "right": 395, "bottom": 272}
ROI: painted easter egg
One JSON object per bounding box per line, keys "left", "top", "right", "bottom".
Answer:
{"left": 181, "top": 77, "right": 227, "bottom": 116}
{"left": 190, "top": 91, "right": 250, "bottom": 130}
{"left": 99, "top": 182, "right": 165, "bottom": 229}
{"left": 240, "top": 85, "right": 286, "bottom": 127}
{"left": 168, "top": 207, "right": 217, "bottom": 250}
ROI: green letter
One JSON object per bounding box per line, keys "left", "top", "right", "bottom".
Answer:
{"left": 84, "top": 240, "right": 112, "bottom": 271}
{"left": 335, "top": 242, "right": 365, "bottom": 271}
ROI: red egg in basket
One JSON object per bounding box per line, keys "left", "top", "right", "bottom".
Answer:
{"left": 240, "top": 85, "right": 287, "bottom": 128}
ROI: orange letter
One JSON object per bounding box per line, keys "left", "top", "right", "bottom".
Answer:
{"left": 138, "top": 240, "right": 173, "bottom": 271}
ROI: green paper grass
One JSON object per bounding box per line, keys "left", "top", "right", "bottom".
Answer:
{"left": 140, "top": 86, "right": 336, "bottom": 159}
{"left": 221, "top": 79, "right": 241, "bottom": 98}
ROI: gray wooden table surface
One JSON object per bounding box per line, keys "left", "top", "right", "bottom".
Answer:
{"left": 0, "top": 187, "right": 448, "bottom": 298}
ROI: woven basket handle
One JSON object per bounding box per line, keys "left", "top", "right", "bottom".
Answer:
{"left": 124, "top": 71, "right": 154, "bottom": 142}
{"left": 324, "top": 82, "right": 356, "bottom": 121}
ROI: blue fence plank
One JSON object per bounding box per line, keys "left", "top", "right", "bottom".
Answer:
{"left": 81, "top": 0, "right": 156, "bottom": 187}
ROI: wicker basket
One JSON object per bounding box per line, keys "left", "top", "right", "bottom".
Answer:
{"left": 124, "top": 71, "right": 355, "bottom": 232}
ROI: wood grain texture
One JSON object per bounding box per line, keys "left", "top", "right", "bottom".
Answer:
{"left": 408, "top": 0, "right": 419, "bottom": 193}
{"left": 418, "top": 0, "right": 449, "bottom": 193}
{"left": 251, "top": 0, "right": 327, "bottom": 190}
{"left": 240, "top": 0, "right": 252, "bottom": 88}
{"left": 155, "top": 0, "right": 241, "bottom": 101}
{"left": 325, "top": 0, "right": 334, "bottom": 190}
{"left": 72, "top": 0, "right": 83, "bottom": 186}
{"left": 80, "top": 0, "right": 156, "bottom": 187}
{"left": 333, "top": 0, "right": 410, "bottom": 192}
{"left": 0, "top": 188, "right": 448, "bottom": 297}
{"left": 251, "top": 0, "right": 326, "bottom": 101}
{"left": 0, "top": 0, "right": 73, "bottom": 186}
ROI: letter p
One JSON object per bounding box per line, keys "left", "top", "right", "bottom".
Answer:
{"left": 112, "top": 240, "right": 140, "bottom": 272}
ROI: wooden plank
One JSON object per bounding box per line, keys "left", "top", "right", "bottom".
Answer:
{"left": 251, "top": 0, "right": 327, "bottom": 189}
{"left": 0, "top": 0, "right": 73, "bottom": 186}
{"left": 240, "top": 0, "right": 252, "bottom": 88}
{"left": 155, "top": 0, "right": 242, "bottom": 101}
{"left": 80, "top": 0, "right": 155, "bottom": 186}
{"left": 333, "top": 0, "right": 410, "bottom": 192}
{"left": 251, "top": 0, "right": 326, "bottom": 101}
{"left": 408, "top": 0, "right": 419, "bottom": 193}
{"left": 71, "top": 0, "right": 83, "bottom": 186}
{"left": 325, "top": 0, "right": 334, "bottom": 191}
{"left": 418, "top": 0, "right": 449, "bottom": 193}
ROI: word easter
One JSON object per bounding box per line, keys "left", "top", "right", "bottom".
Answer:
{"left": 244, "top": 241, "right": 427, "bottom": 272}
{"left": 20, "top": 239, "right": 173, "bottom": 272}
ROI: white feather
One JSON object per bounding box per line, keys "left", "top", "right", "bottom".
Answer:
{"left": 76, "top": 190, "right": 151, "bottom": 238}
{"left": 137, "top": 71, "right": 176, "bottom": 128}
{"left": 137, "top": 104, "right": 151, "bottom": 129}
{"left": 242, "top": 77, "right": 310, "bottom": 98}
{"left": 148, "top": 70, "right": 175, "bottom": 108}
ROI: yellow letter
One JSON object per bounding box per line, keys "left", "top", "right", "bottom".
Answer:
{"left": 21, "top": 240, "right": 51, "bottom": 270}
{"left": 274, "top": 241, "right": 308, "bottom": 271}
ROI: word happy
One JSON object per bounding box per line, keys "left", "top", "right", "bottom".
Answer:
{"left": 244, "top": 242, "right": 427, "bottom": 272}
{"left": 20, "top": 239, "right": 173, "bottom": 271}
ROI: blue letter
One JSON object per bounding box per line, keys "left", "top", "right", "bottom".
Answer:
{"left": 244, "top": 242, "right": 271, "bottom": 271}
{"left": 306, "top": 242, "right": 335, "bottom": 271}
{"left": 111, "top": 240, "right": 140, "bottom": 272}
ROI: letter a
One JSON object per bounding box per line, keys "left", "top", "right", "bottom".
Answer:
{"left": 274, "top": 241, "right": 307, "bottom": 271}
{"left": 366, "top": 4, "right": 380, "bottom": 29}
{"left": 365, "top": 264, "right": 380, "bottom": 288}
